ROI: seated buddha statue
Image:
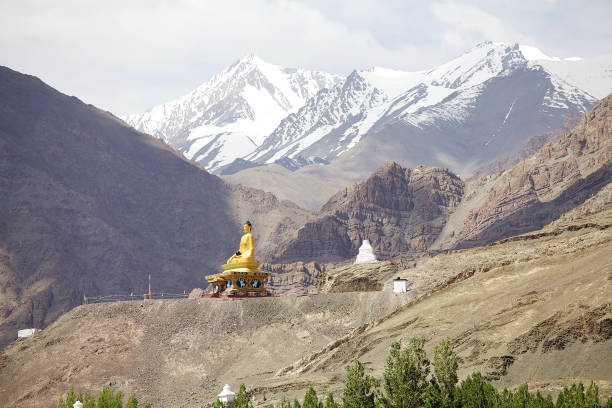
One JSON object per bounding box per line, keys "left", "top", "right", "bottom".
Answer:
{"left": 226, "top": 221, "right": 255, "bottom": 264}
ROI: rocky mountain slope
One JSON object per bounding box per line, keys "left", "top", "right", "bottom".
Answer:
{"left": 244, "top": 70, "right": 387, "bottom": 165}
{"left": 124, "top": 55, "right": 343, "bottom": 172}
{"left": 0, "top": 66, "right": 312, "bottom": 348}
{"left": 0, "top": 291, "right": 411, "bottom": 408}
{"left": 257, "top": 94, "right": 610, "bottom": 274}
{"left": 1, "top": 210, "right": 609, "bottom": 407}
{"left": 448, "top": 93, "right": 611, "bottom": 248}
{"left": 272, "top": 163, "right": 464, "bottom": 263}
{"left": 267, "top": 211, "right": 612, "bottom": 402}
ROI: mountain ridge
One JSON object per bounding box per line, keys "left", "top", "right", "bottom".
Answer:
{"left": 126, "top": 42, "right": 604, "bottom": 178}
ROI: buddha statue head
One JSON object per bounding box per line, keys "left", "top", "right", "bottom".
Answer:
{"left": 244, "top": 221, "right": 252, "bottom": 233}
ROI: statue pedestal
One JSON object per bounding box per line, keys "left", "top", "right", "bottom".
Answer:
{"left": 206, "top": 261, "right": 271, "bottom": 297}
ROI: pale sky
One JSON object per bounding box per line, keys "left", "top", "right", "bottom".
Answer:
{"left": 1, "top": 0, "right": 611, "bottom": 116}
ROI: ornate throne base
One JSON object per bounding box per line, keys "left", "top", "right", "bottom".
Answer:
{"left": 205, "top": 261, "right": 272, "bottom": 298}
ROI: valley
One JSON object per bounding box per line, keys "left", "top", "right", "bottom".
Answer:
{"left": 0, "top": 209, "right": 610, "bottom": 407}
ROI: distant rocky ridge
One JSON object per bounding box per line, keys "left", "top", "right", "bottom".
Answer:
{"left": 268, "top": 95, "right": 611, "bottom": 268}
{"left": 224, "top": 45, "right": 599, "bottom": 211}
{"left": 468, "top": 113, "right": 581, "bottom": 180}
{"left": 273, "top": 163, "right": 464, "bottom": 263}
{"left": 316, "top": 261, "right": 399, "bottom": 293}
{"left": 454, "top": 93, "right": 611, "bottom": 247}
{"left": 263, "top": 262, "right": 328, "bottom": 295}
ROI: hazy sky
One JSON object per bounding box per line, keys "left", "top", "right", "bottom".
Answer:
{"left": 2, "top": 0, "right": 611, "bottom": 116}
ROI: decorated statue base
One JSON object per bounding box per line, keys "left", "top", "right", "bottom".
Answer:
{"left": 205, "top": 221, "right": 272, "bottom": 298}
{"left": 205, "top": 261, "right": 271, "bottom": 298}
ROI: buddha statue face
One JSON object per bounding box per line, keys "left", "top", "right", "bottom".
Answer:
{"left": 244, "top": 223, "right": 251, "bottom": 233}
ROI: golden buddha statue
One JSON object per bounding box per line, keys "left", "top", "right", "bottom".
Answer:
{"left": 205, "top": 220, "right": 271, "bottom": 297}
{"left": 227, "top": 221, "right": 255, "bottom": 264}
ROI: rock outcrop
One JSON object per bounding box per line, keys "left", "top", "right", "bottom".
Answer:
{"left": 274, "top": 163, "right": 464, "bottom": 263}
{"left": 262, "top": 262, "right": 328, "bottom": 295}
{"left": 316, "top": 261, "right": 398, "bottom": 293}
{"left": 456, "top": 94, "right": 612, "bottom": 247}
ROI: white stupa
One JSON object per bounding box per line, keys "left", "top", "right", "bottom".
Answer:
{"left": 218, "top": 384, "right": 236, "bottom": 404}
{"left": 354, "top": 240, "right": 378, "bottom": 264}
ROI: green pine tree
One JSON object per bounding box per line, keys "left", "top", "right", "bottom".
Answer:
{"left": 84, "top": 398, "right": 96, "bottom": 408}
{"left": 302, "top": 387, "right": 321, "bottom": 408}
{"left": 97, "top": 387, "right": 115, "bottom": 408}
{"left": 454, "top": 372, "right": 499, "bottom": 408}
{"left": 232, "top": 384, "right": 253, "bottom": 408}
{"left": 379, "top": 339, "right": 430, "bottom": 408}
{"left": 111, "top": 391, "right": 123, "bottom": 408}
{"left": 342, "top": 359, "right": 378, "bottom": 408}
{"left": 126, "top": 393, "right": 138, "bottom": 408}
{"left": 434, "top": 339, "right": 458, "bottom": 408}
{"left": 66, "top": 386, "right": 77, "bottom": 407}
{"left": 585, "top": 382, "right": 600, "bottom": 408}
{"left": 277, "top": 396, "right": 292, "bottom": 408}
{"left": 324, "top": 393, "right": 339, "bottom": 408}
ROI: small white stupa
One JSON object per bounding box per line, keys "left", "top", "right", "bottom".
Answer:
{"left": 354, "top": 240, "right": 378, "bottom": 264}
{"left": 218, "top": 384, "right": 236, "bottom": 404}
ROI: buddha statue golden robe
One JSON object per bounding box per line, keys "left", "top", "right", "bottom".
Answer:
{"left": 227, "top": 221, "right": 255, "bottom": 264}
{"left": 205, "top": 220, "right": 270, "bottom": 297}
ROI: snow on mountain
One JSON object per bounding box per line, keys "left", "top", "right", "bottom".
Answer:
{"left": 124, "top": 54, "right": 343, "bottom": 171}
{"left": 246, "top": 42, "right": 574, "bottom": 167}
{"left": 125, "top": 43, "right": 604, "bottom": 175}
{"left": 535, "top": 56, "right": 612, "bottom": 99}
{"left": 246, "top": 70, "right": 386, "bottom": 164}
{"left": 517, "top": 44, "right": 611, "bottom": 99}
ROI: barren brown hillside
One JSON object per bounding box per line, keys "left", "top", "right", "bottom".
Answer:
{"left": 0, "top": 210, "right": 610, "bottom": 407}
{"left": 0, "top": 66, "right": 312, "bottom": 348}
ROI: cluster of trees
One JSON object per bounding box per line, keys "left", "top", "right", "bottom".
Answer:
{"left": 222, "top": 339, "right": 612, "bottom": 408}
{"left": 56, "top": 386, "right": 151, "bottom": 408}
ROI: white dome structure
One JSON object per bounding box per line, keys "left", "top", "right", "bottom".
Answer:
{"left": 354, "top": 240, "right": 378, "bottom": 264}
{"left": 218, "top": 384, "right": 236, "bottom": 404}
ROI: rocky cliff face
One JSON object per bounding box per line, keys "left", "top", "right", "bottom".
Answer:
{"left": 274, "top": 163, "right": 464, "bottom": 263}
{"left": 262, "top": 262, "right": 328, "bottom": 295}
{"left": 316, "top": 261, "right": 398, "bottom": 293}
{"left": 456, "top": 94, "right": 611, "bottom": 247}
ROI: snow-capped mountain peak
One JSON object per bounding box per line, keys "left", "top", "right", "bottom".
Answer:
{"left": 125, "top": 42, "right": 605, "bottom": 176}
{"left": 124, "top": 55, "right": 343, "bottom": 171}
{"left": 245, "top": 70, "right": 386, "bottom": 164}
{"left": 242, "top": 42, "right": 535, "bottom": 168}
